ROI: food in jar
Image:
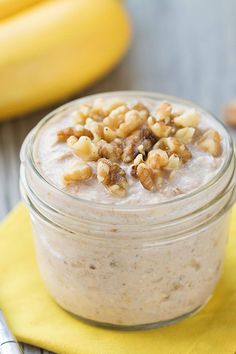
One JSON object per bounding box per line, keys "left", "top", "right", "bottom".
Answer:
{"left": 35, "top": 97, "right": 224, "bottom": 204}
{"left": 20, "top": 93, "right": 234, "bottom": 328}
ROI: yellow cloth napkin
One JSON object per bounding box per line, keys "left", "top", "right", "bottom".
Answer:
{"left": 0, "top": 203, "right": 236, "bottom": 354}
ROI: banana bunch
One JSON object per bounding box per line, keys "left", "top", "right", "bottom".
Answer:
{"left": 0, "top": 0, "right": 131, "bottom": 120}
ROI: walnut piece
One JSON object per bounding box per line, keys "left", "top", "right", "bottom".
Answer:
{"left": 103, "top": 105, "right": 128, "bottom": 129}
{"left": 174, "top": 109, "right": 200, "bottom": 127}
{"left": 132, "top": 102, "right": 150, "bottom": 120}
{"left": 63, "top": 162, "right": 93, "bottom": 185}
{"left": 153, "top": 102, "right": 172, "bottom": 124}
{"left": 74, "top": 98, "right": 124, "bottom": 124}
{"left": 74, "top": 103, "right": 105, "bottom": 123}
{"left": 147, "top": 116, "right": 172, "bottom": 138}
{"left": 175, "top": 127, "right": 195, "bottom": 144}
{"left": 97, "top": 139, "right": 122, "bottom": 161}
{"left": 154, "top": 137, "right": 192, "bottom": 163}
{"left": 73, "top": 104, "right": 91, "bottom": 124}
{"left": 224, "top": 102, "right": 236, "bottom": 126}
{"left": 165, "top": 154, "right": 183, "bottom": 170}
{"left": 121, "top": 130, "right": 141, "bottom": 163}
{"left": 86, "top": 118, "right": 117, "bottom": 143}
{"left": 67, "top": 136, "right": 99, "bottom": 161}
{"left": 137, "top": 128, "right": 157, "bottom": 155}
{"left": 97, "top": 158, "right": 128, "bottom": 196}
{"left": 195, "top": 129, "right": 222, "bottom": 157}
{"left": 117, "top": 110, "right": 145, "bottom": 138}
{"left": 103, "top": 127, "right": 117, "bottom": 142}
{"left": 170, "top": 107, "right": 184, "bottom": 118}
{"left": 130, "top": 154, "right": 144, "bottom": 178}
{"left": 146, "top": 149, "right": 169, "bottom": 169}
{"left": 137, "top": 163, "right": 156, "bottom": 191}
{"left": 85, "top": 118, "right": 104, "bottom": 142}
{"left": 92, "top": 97, "right": 125, "bottom": 116}
{"left": 122, "top": 128, "right": 157, "bottom": 163}
{"left": 57, "top": 127, "right": 75, "bottom": 142}
{"left": 57, "top": 126, "right": 93, "bottom": 142}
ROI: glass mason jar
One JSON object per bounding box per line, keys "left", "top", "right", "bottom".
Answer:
{"left": 20, "top": 92, "right": 236, "bottom": 330}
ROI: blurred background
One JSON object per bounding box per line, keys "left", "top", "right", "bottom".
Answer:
{"left": 1, "top": 0, "right": 236, "bottom": 223}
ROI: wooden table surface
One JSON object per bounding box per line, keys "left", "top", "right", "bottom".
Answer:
{"left": 1, "top": 0, "right": 236, "bottom": 352}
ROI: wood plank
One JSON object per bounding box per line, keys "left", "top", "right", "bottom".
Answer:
{"left": 23, "top": 344, "right": 43, "bottom": 354}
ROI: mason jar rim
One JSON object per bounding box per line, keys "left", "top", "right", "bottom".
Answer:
{"left": 23, "top": 90, "right": 234, "bottom": 211}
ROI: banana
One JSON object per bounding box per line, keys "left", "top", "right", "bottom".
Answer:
{"left": 0, "top": 0, "right": 131, "bottom": 120}
{"left": 0, "top": 0, "right": 42, "bottom": 20}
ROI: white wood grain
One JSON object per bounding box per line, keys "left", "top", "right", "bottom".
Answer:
{"left": 1, "top": 0, "right": 236, "bottom": 352}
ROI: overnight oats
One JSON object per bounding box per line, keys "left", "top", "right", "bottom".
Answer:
{"left": 20, "top": 92, "right": 236, "bottom": 329}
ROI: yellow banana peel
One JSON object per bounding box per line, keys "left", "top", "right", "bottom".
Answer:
{"left": 0, "top": 0, "right": 41, "bottom": 20}
{"left": 0, "top": 0, "right": 131, "bottom": 121}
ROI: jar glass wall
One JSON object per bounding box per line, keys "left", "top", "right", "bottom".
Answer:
{"left": 20, "top": 92, "right": 236, "bottom": 329}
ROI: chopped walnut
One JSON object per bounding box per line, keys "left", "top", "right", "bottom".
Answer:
{"left": 195, "top": 129, "right": 222, "bottom": 157}
{"left": 86, "top": 118, "right": 117, "bottom": 143}
{"left": 147, "top": 116, "right": 172, "bottom": 138}
{"left": 57, "top": 127, "right": 75, "bottom": 142}
{"left": 54, "top": 97, "right": 223, "bottom": 197}
{"left": 154, "top": 137, "right": 192, "bottom": 163}
{"left": 103, "top": 105, "right": 128, "bottom": 129}
{"left": 170, "top": 107, "right": 184, "bottom": 118}
{"left": 85, "top": 118, "right": 104, "bottom": 142}
{"left": 130, "top": 154, "right": 144, "bottom": 178}
{"left": 97, "top": 158, "right": 128, "bottom": 196}
{"left": 57, "top": 126, "right": 93, "bottom": 142}
{"left": 136, "top": 128, "right": 157, "bottom": 157}
{"left": 122, "top": 128, "right": 156, "bottom": 163}
{"left": 121, "top": 130, "right": 142, "bottom": 163}
{"left": 224, "top": 102, "right": 236, "bottom": 126}
{"left": 134, "top": 153, "right": 145, "bottom": 165}
{"left": 175, "top": 127, "right": 195, "bottom": 144}
{"left": 73, "top": 104, "right": 91, "bottom": 124}
{"left": 63, "top": 162, "right": 93, "bottom": 185}
{"left": 92, "top": 97, "right": 125, "bottom": 116}
{"left": 122, "top": 145, "right": 135, "bottom": 163}
{"left": 97, "top": 139, "right": 122, "bottom": 161}
{"left": 158, "top": 101, "right": 172, "bottom": 118}
{"left": 168, "top": 137, "right": 192, "bottom": 162}
{"left": 103, "top": 127, "right": 117, "bottom": 142}
{"left": 67, "top": 136, "right": 99, "bottom": 161}
{"left": 74, "top": 103, "right": 105, "bottom": 123}
{"left": 117, "top": 110, "right": 145, "bottom": 138}
{"left": 146, "top": 149, "right": 169, "bottom": 169}
{"left": 137, "top": 128, "right": 157, "bottom": 155}
{"left": 191, "top": 128, "right": 203, "bottom": 143}
{"left": 153, "top": 102, "right": 172, "bottom": 124}
{"left": 174, "top": 109, "right": 200, "bottom": 128}
{"left": 165, "top": 154, "right": 183, "bottom": 170}
{"left": 137, "top": 163, "right": 156, "bottom": 191}
{"left": 132, "top": 102, "right": 150, "bottom": 120}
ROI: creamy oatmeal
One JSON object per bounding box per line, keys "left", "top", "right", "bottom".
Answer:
{"left": 34, "top": 97, "right": 225, "bottom": 205}
{"left": 20, "top": 92, "right": 235, "bottom": 328}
